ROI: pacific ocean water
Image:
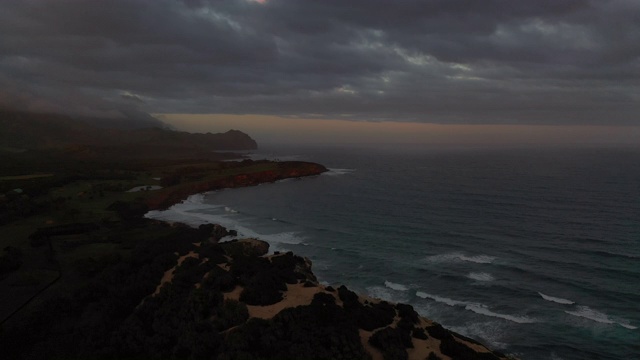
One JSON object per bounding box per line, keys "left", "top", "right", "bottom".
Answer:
{"left": 146, "top": 145, "right": 640, "bottom": 359}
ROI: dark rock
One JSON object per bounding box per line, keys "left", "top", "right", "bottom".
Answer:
{"left": 440, "top": 336, "right": 503, "bottom": 360}
{"left": 202, "top": 266, "right": 236, "bottom": 292}
{"left": 337, "top": 285, "right": 359, "bottom": 305}
{"left": 369, "top": 326, "right": 411, "bottom": 360}
{"left": 426, "top": 324, "right": 505, "bottom": 360}
{"left": 338, "top": 285, "right": 395, "bottom": 331}
{"left": 239, "top": 273, "right": 285, "bottom": 306}
{"left": 271, "top": 252, "right": 317, "bottom": 283}
{"left": 222, "top": 292, "right": 370, "bottom": 360}
{"left": 426, "top": 323, "right": 452, "bottom": 340}
{"left": 311, "top": 292, "right": 336, "bottom": 306}
{"left": 412, "top": 327, "right": 428, "bottom": 340}
{"left": 220, "top": 238, "right": 269, "bottom": 257}
{"left": 396, "top": 303, "right": 420, "bottom": 324}
{"left": 198, "top": 224, "right": 238, "bottom": 243}
{"left": 213, "top": 299, "right": 249, "bottom": 331}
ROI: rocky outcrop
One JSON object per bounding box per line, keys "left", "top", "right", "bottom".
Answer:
{"left": 202, "top": 223, "right": 238, "bottom": 243}
{"left": 4, "top": 219, "right": 515, "bottom": 360}
{"left": 220, "top": 238, "right": 270, "bottom": 257}
{"left": 154, "top": 224, "right": 513, "bottom": 360}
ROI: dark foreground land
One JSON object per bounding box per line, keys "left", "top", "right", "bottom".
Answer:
{"left": 0, "top": 111, "right": 513, "bottom": 359}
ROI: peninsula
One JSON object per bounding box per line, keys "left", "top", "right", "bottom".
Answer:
{"left": 0, "top": 110, "right": 513, "bottom": 359}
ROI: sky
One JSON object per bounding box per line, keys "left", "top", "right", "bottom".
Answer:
{"left": 1, "top": 0, "right": 639, "bottom": 144}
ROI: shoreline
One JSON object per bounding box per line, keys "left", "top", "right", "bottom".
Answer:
{"left": 144, "top": 166, "right": 515, "bottom": 360}
{"left": 1, "top": 158, "right": 515, "bottom": 359}
{"left": 144, "top": 160, "right": 328, "bottom": 210}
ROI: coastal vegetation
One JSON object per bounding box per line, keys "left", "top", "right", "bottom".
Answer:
{"left": 0, "top": 110, "right": 512, "bottom": 359}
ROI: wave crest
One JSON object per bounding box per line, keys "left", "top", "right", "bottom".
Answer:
{"left": 324, "top": 168, "right": 357, "bottom": 176}
{"left": 384, "top": 281, "right": 409, "bottom": 291}
{"left": 565, "top": 306, "right": 637, "bottom": 329}
{"left": 415, "top": 291, "right": 469, "bottom": 307}
{"left": 538, "top": 292, "right": 574, "bottom": 305}
{"left": 465, "top": 304, "right": 536, "bottom": 324}
{"left": 425, "top": 252, "right": 496, "bottom": 264}
{"left": 467, "top": 272, "right": 495, "bottom": 282}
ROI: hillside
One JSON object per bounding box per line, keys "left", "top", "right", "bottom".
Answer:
{"left": 0, "top": 109, "right": 257, "bottom": 151}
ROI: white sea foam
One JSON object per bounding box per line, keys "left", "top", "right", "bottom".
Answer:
{"left": 384, "top": 281, "right": 409, "bottom": 291}
{"left": 538, "top": 292, "right": 575, "bottom": 305}
{"left": 416, "top": 291, "right": 534, "bottom": 323}
{"left": 367, "top": 286, "right": 408, "bottom": 304}
{"left": 467, "top": 272, "right": 495, "bottom": 282}
{"left": 565, "top": 306, "right": 614, "bottom": 324}
{"left": 233, "top": 224, "right": 303, "bottom": 245}
{"left": 448, "top": 322, "right": 509, "bottom": 350}
{"left": 276, "top": 178, "right": 295, "bottom": 183}
{"left": 179, "top": 193, "right": 209, "bottom": 206}
{"left": 324, "top": 168, "right": 356, "bottom": 176}
{"left": 465, "top": 304, "right": 536, "bottom": 324}
{"left": 460, "top": 254, "right": 496, "bottom": 264}
{"left": 425, "top": 252, "right": 496, "bottom": 264}
{"left": 145, "top": 194, "right": 304, "bottom": 252}
{"left": 565, "top": 306, "right": 637, "bottom": 329}
{"left": 415, "top": 291, "right": 470, "bottom": 307}
{"left": 618, "top": 323, "right": 638, "bottom": 330}
{"left": 145, "top": 194, "right": 226, "bottom": 226}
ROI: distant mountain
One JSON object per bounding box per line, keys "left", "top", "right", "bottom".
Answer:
{"left": 0, "top": 109, "right": 257, "bottom": 151}
{"left": 130, "top": 127, "right": 258, "bottom": 151}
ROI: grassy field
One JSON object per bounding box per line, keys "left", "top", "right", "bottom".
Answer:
{"left": 0, "top": 150, "right": 292, "bottom": 325}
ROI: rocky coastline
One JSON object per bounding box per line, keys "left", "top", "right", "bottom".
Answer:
{"left": 1, "top": 159, "right": 514, "bottom": 360}
{"left": 146, "top": 161, "right": 329, "bottom": 210}
{"left": 137, "top": 166, "right": 515, "bottom": 360}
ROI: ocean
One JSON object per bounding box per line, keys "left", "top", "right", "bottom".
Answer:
{"left": 146, "top": 145, "right": 640, "bottom": 360}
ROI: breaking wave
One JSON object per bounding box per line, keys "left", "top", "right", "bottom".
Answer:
{"left": 565, "top": 306, "right": 637, "bottom": 329}
{"left": 425, "top": 252, "right": 496, "bottom": 264}
{"left": 324, "top": 168, "right": 357, "bottom": 176}
{"left": 538, "top": 292, "right": 574, "bottom": 305}
{"left": 384, "top": 281, "right": 409, "bottom": 291}
{"left": 468, "top": 272, "right": 495, "bottom": 282}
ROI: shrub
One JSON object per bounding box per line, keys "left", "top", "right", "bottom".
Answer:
{"left": 369, "top": 326, "right": 411, "bottom": 360}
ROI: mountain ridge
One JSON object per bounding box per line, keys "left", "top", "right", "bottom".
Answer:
{"left": 0, "top": 109, "right": 257, "bottom": 151}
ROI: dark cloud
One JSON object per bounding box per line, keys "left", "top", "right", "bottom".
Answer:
{"left": 0, "top": 0, "right": 638, "bottom": 124}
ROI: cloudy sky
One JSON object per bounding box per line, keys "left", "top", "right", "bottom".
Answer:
{"left": 1, "top": 0, "right": 639, "bottom": 127}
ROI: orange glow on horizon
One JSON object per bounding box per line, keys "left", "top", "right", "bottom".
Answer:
{"left": 155, "top": 113, "right": 640, "bottom": 147}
